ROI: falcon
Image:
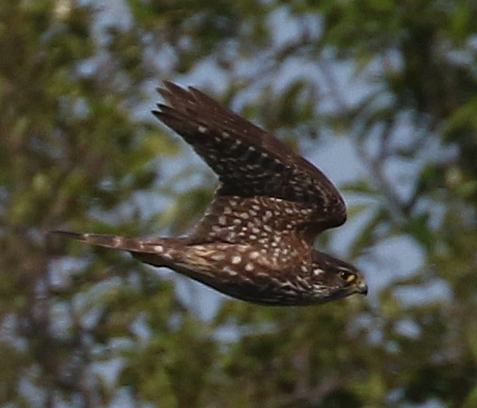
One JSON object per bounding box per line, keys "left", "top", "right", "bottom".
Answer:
{"left": 52, "top": 81, "right": 367, "bottom": 306}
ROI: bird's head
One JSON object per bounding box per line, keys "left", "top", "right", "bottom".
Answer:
{"left": 310, "top": 250, "right": 367, "bottom": 304}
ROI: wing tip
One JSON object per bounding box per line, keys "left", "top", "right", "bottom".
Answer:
{"left": 157, "top": 81, "right": 216, "bottom": 109}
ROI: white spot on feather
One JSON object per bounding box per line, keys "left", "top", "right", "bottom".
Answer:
{"left": 223, "top": 266, "right": 238, "bottom": 276}
{"left": 249, "top": 251, "right": 260, "bottom": 260}
{"left": 211, "top": 253, "right": 225, "bottom": 261}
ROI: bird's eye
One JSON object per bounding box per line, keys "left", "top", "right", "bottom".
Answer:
{"left": 339, "top": 271, "right": 356, "bottom": 284}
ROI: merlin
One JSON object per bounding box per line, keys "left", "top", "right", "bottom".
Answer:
{"left": 52, "top": 81, "right": 367, "bottom": 306}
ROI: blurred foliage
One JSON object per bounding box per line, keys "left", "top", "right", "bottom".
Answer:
{"left": 0, "top": 0, "right": 476, "bottom": 407}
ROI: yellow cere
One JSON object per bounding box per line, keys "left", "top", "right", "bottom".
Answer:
{"left": 346, "top": 274, "right": 356, "bottom": 283}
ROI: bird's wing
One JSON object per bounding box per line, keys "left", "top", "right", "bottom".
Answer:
{"left": 153, "top": 82, "right": 347, "bottom": 241}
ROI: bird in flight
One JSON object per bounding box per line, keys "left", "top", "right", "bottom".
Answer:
{"left": 52, "top": 81, "right": 367, "bottom": 306}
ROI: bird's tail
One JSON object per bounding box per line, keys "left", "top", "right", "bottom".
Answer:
{"left": 50, "top": 230, "right": 158, "bottom": 252}
{"left": 49, "top": 231, "right": 182, "bottom": 267}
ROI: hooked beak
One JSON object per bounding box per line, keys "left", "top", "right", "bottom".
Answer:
{"left": 356, "top": 279, "right": 368, "bottom": 296}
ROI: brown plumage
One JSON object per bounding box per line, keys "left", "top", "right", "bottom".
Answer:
{"left": 52, "top": 82, "right": 367, "bottom": 306}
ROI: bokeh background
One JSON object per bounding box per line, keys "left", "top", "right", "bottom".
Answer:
{"left": 1, "top": 0, "right": 477, "bottom": 407}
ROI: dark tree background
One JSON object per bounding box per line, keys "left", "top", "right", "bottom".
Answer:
{"left": 1, "top": 0, "right": 476, "bottom": 407}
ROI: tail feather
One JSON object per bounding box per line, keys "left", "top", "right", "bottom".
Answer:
{"left": 50, "top": 231, "right": 161, "bottom": 254}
